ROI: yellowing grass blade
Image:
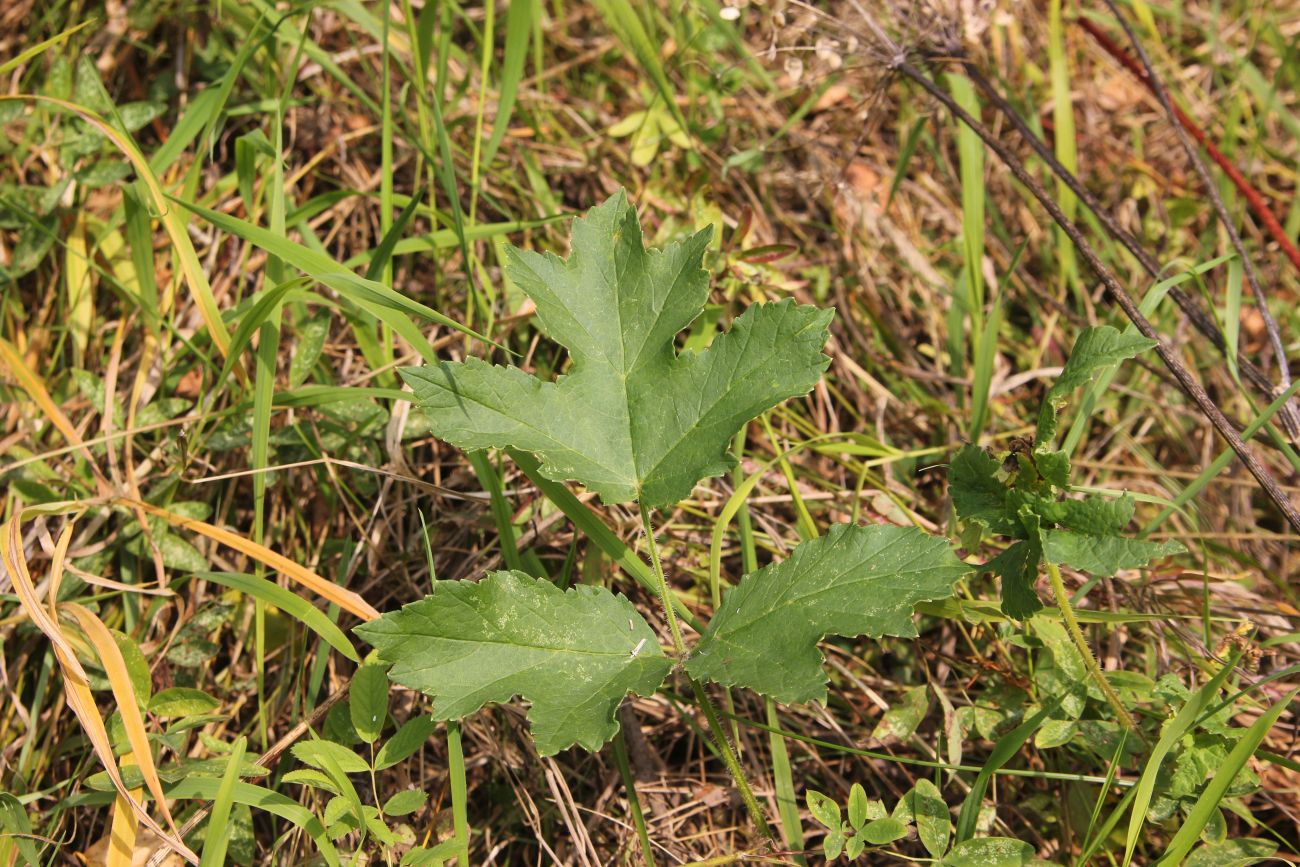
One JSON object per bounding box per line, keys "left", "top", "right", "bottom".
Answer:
{"left": 0, "top": 337, "right": 97, "bottom": 469}
{"left": 64, "top": 602, "right": 180, "bottom": 836}
{"left": 57, "top": 644, "right": 199, "bottom": 864}
{"left": 65, "top": 211, "right": 94, "bottom": 367}
{"left": 0, "top": 95, "right": 235, "bottom": 366}
{"left": 1, "top": 517, "right": 89, "bottom": 684}
{"left": 108, "top": 751, "right": 142, "bottom": 867}
{"left": 119, "top": 498, "right": 379, "bottom": 622}
{"left": 0, "top": 517, "right": 198, "bottom": 864}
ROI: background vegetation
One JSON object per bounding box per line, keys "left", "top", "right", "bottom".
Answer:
{"left": 1, "top": 0, "right": 1298, "bottom": 863}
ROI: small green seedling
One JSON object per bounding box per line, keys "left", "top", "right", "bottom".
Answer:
{"left": 356, "top": 192, "right": 971, "bottom": 840}
{"left": 950, "top": 326, "right": 1185, "bottom": 728}
{"left": 284, "top": 660, "right": 446, "bottom": 864}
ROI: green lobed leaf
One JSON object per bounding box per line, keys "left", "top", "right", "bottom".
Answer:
{"left": 950, "top": 445, "right": 1017, "bottom": 535}
{"left": 1036, "top": 326, "right": 1157, "bottom": 444}
{"left": 401, "top": 191, "right": 833, "bottom": 508}
{"left": 685, "top": 523, "right": 970, "bottom": 704}
{"left": 1042, "top": 530, "right": 1184, "bottom": 576}
{"left": 355, "top": 571, "right": 672, "bottom": 755}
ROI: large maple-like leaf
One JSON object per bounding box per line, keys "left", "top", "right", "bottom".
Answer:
{"left": 685, "top": 524, "right": 970, "bottom": 704}
{"left": 355, "top": 571, "right": 672, "bottom": 755}
{"left": 401, "top": 191, "right": 834, "bottom": 508}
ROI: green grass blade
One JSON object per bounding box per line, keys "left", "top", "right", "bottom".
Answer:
{"left": 1122, "top": 655, "right": 1238, "bottom": 867}
{"left": 193, "top": 572, "right": 359, "bottom": 663}
{"left": 198, "top": 736, "right": 247, "bottom": 867}
{"left": 481, "top": 0, "right": 532, "bottom": 169}
{"left": 0, "top": 19, "right": 92, "bottom": 76}
{"left": 365, "top": 190, "right": 426, "bottom": 282}
{"left": 589, "top": 0, "right": 688, "bottom": 132}
{"left": 167, "top": 777, "right": 341, "bottom": 867}
{"left": 173, "top": 197, "right": 497, "bottom": 348}
{"left": 1157, "top": 688, "right": 1299, "bottom": 864}
{"left": 954, "top": 701, "right": 1057, "bottom": 843}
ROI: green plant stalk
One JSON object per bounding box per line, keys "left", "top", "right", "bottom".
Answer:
{"left": 612, "top": 727, "right": 656, "bottom": 866}
{"left": 691, "top": 680, "right": 775, "bottom": 841}
{"left": 639, "top": 503, "right": 773, "bottom": 840}
{"left": 447, "top": 721, "right": 471, "bottom": 865}
{"left": 1046, "top": 561, "right": 1136, "bottom": 731}
{"left": 639, "top": 502, "right": 686, "bottom": 656}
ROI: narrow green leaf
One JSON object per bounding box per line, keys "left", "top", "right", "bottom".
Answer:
{"left": 356, "top": 571, "right": 673, "bottom": 754}
{"left": 1123, "top": 657, "right": 1238, "bottom": 866}
{"left": 172, "top": 196, "right": 494, "bottom": 347}
{"left": 0, "top": 792, "right": 41, "bottom": 867}
{"left": 686, "top": 523, "right": 969, "bottom": 703}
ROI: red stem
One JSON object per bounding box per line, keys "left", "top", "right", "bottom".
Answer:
{"left": 1078, "top": 16, "right": 1300, "bottom": 278}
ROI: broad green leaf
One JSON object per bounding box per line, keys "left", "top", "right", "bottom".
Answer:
{"left": 806, "top": 790, "right": 841, "bottom": 829}
{"left": 685, "top": 523, "right": 969, "bottom": 703}
{"left": 862, "top": 817, "right": 908, "bottom": 845}
{"left": 351, "top": 662, "right": 390, "bottom": 744}
{"left": 1056, "top": 494, "right": 1136, "bottom": 536}
{"left": 943, "top": 837, "right": 1035, "bottom": 867}
{"left": 401, "top": 191, "right": 833, "bottom": 508}
{"left": 873, "top": 684, "right": 930, "bottom": 741}
{"left": 374, "top": 715, "right": 437, "bottom": 770}
{"left": 1184, "top": 838, "right": 1278, "bottom": 867}
{"left": 1042, "top": 530, "right": 1183, "bottom": 576}
{"left": 1036, "top": 326, "right": 1157, "bottom": 443}
{"left": 149, "top": 687, "right": 220, "bottom": 717}
{"left": 355, "top": 571, "right": 672, "bottom": 755}
{"left": 985, "top": 537, "right": 1043, "bottom": 620}
{"left": 950, "top": 445, "right": 1017, "bottom": 535}
{"left": 383, "top": 788, "right": 428, "bottom": 817}
{"left": 847, "top": 783, "right": 868, "bottom": 830}
{"left": 906, "top": 779, "right": 951, "bottom": 858}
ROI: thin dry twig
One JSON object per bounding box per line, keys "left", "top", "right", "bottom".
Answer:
{"left": 1095, "top": 0, "right": 1297, "bottom": 438}
{"left": 894, "top": 58, "right": 1300, "bottom": 535}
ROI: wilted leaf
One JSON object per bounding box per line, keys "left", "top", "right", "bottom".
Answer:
{"left": 402, "top": 191, "right": 833, "bottom": 508}
{"left": 687, "top": 524, "right": 969, "bottom": 704}
{"left": 356, "top": 571, "right": 672, "bottom": 754}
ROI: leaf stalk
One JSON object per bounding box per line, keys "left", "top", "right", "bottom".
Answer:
{"left": 1046, "top": 561, "right": 1137, "bottom": 732}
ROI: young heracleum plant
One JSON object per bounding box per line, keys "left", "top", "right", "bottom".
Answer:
{"left": 950, "top": 326, "right": 1185, "bottom": 730}
{"left": 355, "top": 192, "right": 972, "bottom": 841}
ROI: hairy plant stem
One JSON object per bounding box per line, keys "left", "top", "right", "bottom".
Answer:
{"left": 639, "top": 503, "right": 774, "bottom": 840}
{"left": 1045, "top": 562, "right": 1136, "bottom": 732}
